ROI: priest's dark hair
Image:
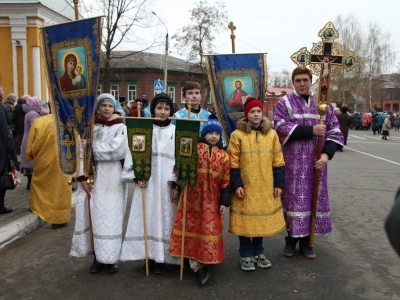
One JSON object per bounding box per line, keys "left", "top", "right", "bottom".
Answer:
{"left": 291, "top": 67, "right": 312, "bottom": 83}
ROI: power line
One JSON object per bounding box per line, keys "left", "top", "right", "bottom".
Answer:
{"left": 235, "top": 38, "right": 263, "bottom": 53}
{"left": 44, "top": 2, "right": 74, "bottom": 26}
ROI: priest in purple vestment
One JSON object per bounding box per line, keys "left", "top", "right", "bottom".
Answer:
{"left": 273, "top": 67, "right": 344, "bottom": 259}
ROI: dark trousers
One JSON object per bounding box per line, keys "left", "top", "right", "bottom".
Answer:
{"left": 0, "top": 189, "right": 6, "bottom": 208}
{"left": 239, "top": 236, "right": 264, "bottom": 257}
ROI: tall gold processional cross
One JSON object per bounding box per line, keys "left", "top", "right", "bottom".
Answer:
{"left": 290, "top": 22, "right": 360, "bottom": 249}
{"left": 291, "top": 22, "right": 360, "bottom": 114}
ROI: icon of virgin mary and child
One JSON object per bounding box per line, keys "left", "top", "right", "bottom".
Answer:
{"left": 59, "top": 53, "right": 87, "bottom": 92}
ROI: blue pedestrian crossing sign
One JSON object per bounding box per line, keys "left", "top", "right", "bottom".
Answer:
{"left": 154, "top": 79, "right": 164, "bottom": 92}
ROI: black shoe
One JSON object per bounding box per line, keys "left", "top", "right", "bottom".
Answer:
{"left": 106, "top": 264, "right": 119, "bottom": 274}
{"left": 89, "top": 253, "right": 105, "bottom": 274}
{"left": 299, "top": 237, "right": 316, "bottom": 259}
{"left": 300, "top": 245, "right": 316, "bottom": 259}
{"left": 141, "top": 259, "right": 155, "bottom": 275}
{"left": 196, "top": 266, "right": 211, "bottom": 287}
{"left": 0, "top": 207, "right": 13, "bottom": 214}
{"left": 282, "top": 236, "right": 298, "bottom": 257}
{"left": 153, "top": 262, "right": 165, "bottom": 275}
{"left": 51, "top": 223, "right": 67, "bottom": 230}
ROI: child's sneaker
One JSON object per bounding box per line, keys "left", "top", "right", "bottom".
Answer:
{"left": 253, "top": 254, "right": 272, "bottom": 268}
{"left": 240, "top": 257, "right": 255, "bottom": 271}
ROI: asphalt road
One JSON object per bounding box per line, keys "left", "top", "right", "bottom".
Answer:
{"left": 1, "top": 129, "right": 400, "bottom": 300}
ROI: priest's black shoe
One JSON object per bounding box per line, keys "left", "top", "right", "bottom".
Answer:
{"left": 106, "top": 264, "right": 119, "bottom": 274}
{"left": 51, "top": 223, "right": 67, "bottom": 230}
{"left": 0, "top": 207, "right": 13, "bottom": 214}
{"left": 89, "top": 253, "right": 105, "bottom": 274}
{"left": 196, "top": 266, "right": 211, "bottom": 287}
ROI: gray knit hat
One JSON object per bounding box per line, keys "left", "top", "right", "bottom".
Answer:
{"left": 96, "top": 93, "right": 117, "bottom": 111}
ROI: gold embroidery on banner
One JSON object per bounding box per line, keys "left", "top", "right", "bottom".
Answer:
{"left": 176, "top": 130, "right": 198, "bottom": 186}
{"left": 128, "top": 127, "right": 152, "bottom": 179}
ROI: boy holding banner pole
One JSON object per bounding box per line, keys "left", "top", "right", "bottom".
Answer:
{"left": 170, "top": 114, "right": 230, "bottom": 286}
{"left": 168, "top": 102, "right": 208, "bottom": 281}
{"left": 120, "top": 93, "right": 180, "bottom": 274}
{"left": 70, "top": 93, "right": 132, "bottom": 274}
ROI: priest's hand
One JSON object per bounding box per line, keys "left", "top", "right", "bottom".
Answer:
{"left": 274, "top": 187, "right": 282, "bottom": 197}
{"left": 313, "top": 124, "right": 326, "bottom": 136}
{"left": 235, "top": 187, "right": 244, "bottom": 199}
{"left": 171, "top": 188, "right": 178, "bottom": 200}
{"left": 314, "top": 153, "right": 329, "bottom": 170}
{"left": 80, "top": 181, "right": 92, "bottom": 196}
{"left": 219, "top": 205, "right": 227, "bottom": 215}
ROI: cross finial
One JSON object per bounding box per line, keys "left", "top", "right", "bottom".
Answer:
{"left": 228, "top": 21, "right": 236, "bottom": 53}
{"left": 228, "top": 21, "right": 236, "bottom": 38}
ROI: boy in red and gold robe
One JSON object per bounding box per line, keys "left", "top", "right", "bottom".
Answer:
{"left": 169, "top": 115, "right": 230, "bottom": 286}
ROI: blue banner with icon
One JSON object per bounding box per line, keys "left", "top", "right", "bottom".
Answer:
{"left": 205, "top": 53, "right": 267, "bottom": 142}
{"left": 42, "top": 17, "right": 102, "bottom": 177}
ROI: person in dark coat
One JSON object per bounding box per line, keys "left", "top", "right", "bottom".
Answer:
{"left": 336, "top": 107, "right": 352, "bottom": 152}
{"left": 0, "top": 86, "right": 20, "bottom": 214}
{"left": 352, "top": 113, "right": 361, "bottom": 130}
{"left": 371, "top": 112, "right": 379, "bottom": 135}
{"left": 385, "top": 188, "right": 400, "bottom": 257}
{"left": 12, "top": 98, "right": 26, "bottom": 154}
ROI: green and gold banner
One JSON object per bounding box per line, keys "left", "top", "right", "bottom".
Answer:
{"left": 175, "top": 119, "right": 200, "bottom": 187}
{"left": 126, "top": 118, "right": 153, "bottom": 181}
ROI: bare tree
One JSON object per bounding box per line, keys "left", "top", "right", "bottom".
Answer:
{"left": 331, "top": 15, "right": 395, "bottom": 112}
{"left": 172, "top": 0, "right": 228, "bottom": 74}
{"left": 269, "top": 69, "right": 291, "bottom": 88}
{"left": 81, "top": 0, "right": 158, "bottom": 93}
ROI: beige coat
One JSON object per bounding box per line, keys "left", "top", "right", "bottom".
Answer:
{"left": 382, "top": 118, "right": 391, "bottom": 131}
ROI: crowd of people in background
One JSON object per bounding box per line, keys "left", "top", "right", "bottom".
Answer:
{"left": 334, "top": 108, "right": 399, "bottom": 141}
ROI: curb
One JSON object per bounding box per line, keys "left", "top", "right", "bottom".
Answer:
{"left": 0, "top": 214, "right": 44, "bottom": 250}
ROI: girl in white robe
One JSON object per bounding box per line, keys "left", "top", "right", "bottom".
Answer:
{"left": 120, "top": 93, "right": 180, "bottom": 274}
{"left": 70, "top": 93, "right": 132, "bottom": 274}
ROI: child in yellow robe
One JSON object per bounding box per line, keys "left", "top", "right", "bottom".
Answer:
{"left": 227, "top": 97, "right": 285, "bottom": 271}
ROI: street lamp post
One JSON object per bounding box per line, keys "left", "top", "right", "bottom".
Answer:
{"left": 152, "top": 12, "right": 168, "bottom": 94}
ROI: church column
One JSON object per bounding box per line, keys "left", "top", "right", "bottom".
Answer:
{"left": 10, "top": 16, "right": 27, "bottom": 96}
{"left": 32, "top": 46, "right": 41, "bottom": 97}
{"left": 22, "top": 40, "right": 28, "bottom": 95}
{"left": 12, "top": 41, "right": 18, "bottom": 94}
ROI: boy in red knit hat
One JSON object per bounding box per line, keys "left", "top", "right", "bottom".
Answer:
{"left": 227, "top": 97, "right": 286, "bottom": 271}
